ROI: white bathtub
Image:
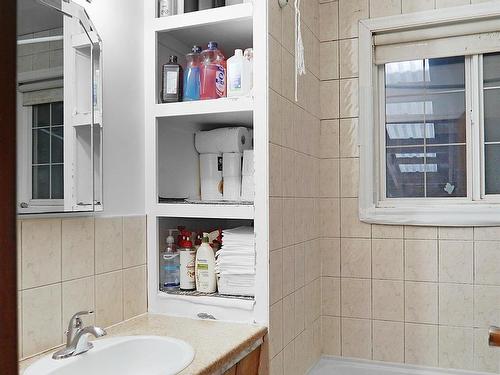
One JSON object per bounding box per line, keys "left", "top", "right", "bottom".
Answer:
{"left": 308, "top": 357, "right": 492, "bottom": 375}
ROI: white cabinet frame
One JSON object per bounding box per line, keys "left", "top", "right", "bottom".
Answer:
{"left": 144, "top": 2, "right": 269, "bottom": 325}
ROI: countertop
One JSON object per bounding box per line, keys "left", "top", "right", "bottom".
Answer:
{"left": 19, "top": 313, "right": 267, "bottom": 375}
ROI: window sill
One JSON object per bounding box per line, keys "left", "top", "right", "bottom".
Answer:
{"left": 360, "top": 203, "right": 500, "bottom": 226}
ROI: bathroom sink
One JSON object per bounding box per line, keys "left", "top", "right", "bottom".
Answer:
{"left": 24, "top": 336, "right": 195, "bottom": 375}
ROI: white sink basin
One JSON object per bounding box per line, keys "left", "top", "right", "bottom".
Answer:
{"left": 24, "top": 336, "right": 195, "bottom": 375}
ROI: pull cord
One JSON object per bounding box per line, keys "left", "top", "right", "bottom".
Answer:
{"left": 294, "top": 0, "right": 306, "bottom": 102}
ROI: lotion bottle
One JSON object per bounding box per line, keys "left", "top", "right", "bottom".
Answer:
{"left": 195, "top": 233, "right": 217, "bottom": 293}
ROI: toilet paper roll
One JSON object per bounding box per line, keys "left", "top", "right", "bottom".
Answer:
{"left": 222, "top": 153, "right": 242, "bottom": 177}
{"left": 200, "top": 154, "right": 223, "bottom": 201}
{"left": 242, "top": 150, "right": 254, "bottom": 176}
{"left": 195, "top": 127, "right": 252, "bottom": 154}
{"left": 223, "top": 176, "right": 242, "bottom": 201}
{"left": 241, "top": 175, "right": 254, "bottom": 201}
{"left": 200, "top": 153, "right": 222, "bottom": 179}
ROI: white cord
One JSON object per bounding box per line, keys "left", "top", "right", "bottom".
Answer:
{"left": 294, "top": 0, "right": 306, "bottom": 102}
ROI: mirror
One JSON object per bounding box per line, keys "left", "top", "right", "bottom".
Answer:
{"left": 16, "top": 0, "right": 102, "bottom": 214}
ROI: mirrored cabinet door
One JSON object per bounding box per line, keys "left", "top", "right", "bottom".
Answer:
{"left": 17, "top": 0, "right": 102, "bottom": 214}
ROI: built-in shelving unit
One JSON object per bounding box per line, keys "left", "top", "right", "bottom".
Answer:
{"left": 144, "top": 1, "right": 268, "bottom": 325}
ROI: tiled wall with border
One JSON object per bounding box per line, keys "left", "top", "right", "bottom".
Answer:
{"left": 318, "top": 0, "right": 500, "bottom": 373}
{"left": 17, "top": 215, "right": 147, "bottom": 360}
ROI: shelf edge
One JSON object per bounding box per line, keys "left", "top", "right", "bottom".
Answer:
{"left": 151, "top": 3, "right": 253, "bottom": 33}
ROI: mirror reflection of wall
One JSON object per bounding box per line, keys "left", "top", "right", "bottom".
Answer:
{"left": 16, "top": 0, "right": 102, "bottom": 215}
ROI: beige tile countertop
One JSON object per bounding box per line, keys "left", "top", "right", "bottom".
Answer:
{"left": 19, "top": 313, "right": 267, "bottom": 375}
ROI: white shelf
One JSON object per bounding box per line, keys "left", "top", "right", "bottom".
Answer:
{"left": 153, "top": 202, "right": 254, "bottom": 219}
{"left": 158, "top": 291, "right": 255, "bottom": 311}
{"left": 151, "top": 291, "right": 256, "bottom": 322}
{"left": 155, "top": 96, "right": 253, "bottom": 118}
{"left": 152, "top": 3, "right": 253, "bottom": 33}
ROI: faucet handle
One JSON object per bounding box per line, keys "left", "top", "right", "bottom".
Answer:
{"left": 489, "top": 326, "right": 500, "bottom": 347}
{"left": 66, "top": 310, "right": 94, "bottom": 345}
{"left": 70, "top": 310, "right": 94, "bottom": 322}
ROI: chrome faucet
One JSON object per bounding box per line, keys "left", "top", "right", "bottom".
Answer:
{"left": 52, "top": 310, "right": 107, "bottom": 359}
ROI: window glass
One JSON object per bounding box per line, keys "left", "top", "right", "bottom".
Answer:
{"left": 32, "top": 103, "right": 50, "bottom": 128}
{"left": 485, "top": 144, "right": 500, "bottom": 194}
{"left": 426, "top": 145, "right": 467, "bottom": 197}
{"left": 384, "top": 56, "right": 466, "bottom": 198}
{"left": 484, "top": 53, "right": 500, "bottom": 194}
{"left": 386, "top": 147, "right": 425, "bottom": 198}
{"left": 483, "top": 89, "right": 500, "bottom": 143}
{"left": 32, "top": 128, "right": 50, "bottom": 164}
{"left": 32, "top": 165, "right": 50, "bottom": 199}
{"left": 51, "top": 126, "right": 64, "bottom": 163}
{"left": 31, "top": 102, "right": 64, "bottom": 200}
{"left": 483, "top": 52, "right": 500, "bottom": 88}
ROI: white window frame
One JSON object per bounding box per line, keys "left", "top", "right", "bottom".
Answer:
{"left": 359, "top": 2, "right": 500, "bottom": 226}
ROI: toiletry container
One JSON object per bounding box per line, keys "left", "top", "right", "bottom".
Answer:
{"left": 159, "top": 230, "right": 180, "bottom": 290}
{"left": 200, "top": 153, "right": 223, "bottom": 201}
{"left": 227, "top": 48, "right": 253, "bottom": 97}
{"left": 159, "top": 0, "right": 176, "bottom": 16}
{"left": 184, "top": 46, "right": 202, "bottom": 101}
{"left": 223, "top": 152, "right": 242, "bottom": 201}
{"left": 198, "top": 0, "right": 212, "bottom": 10}
{"left": 244, "top": 48, "right": 253, "bottom": 95}
{"left": 200, "top": 41, "right": 226, "bottom": 100}
{"left": 227, "top": 49, "right": 243, "bottom": 97}
{"left": 184, "top": 0, "right": 198, "bottom": 12}
{"left": 195, "top": 233, "right": 217, "bottom": 293}
{"left": 179, "top": 233, "right": 196, "bottom": 290}
{"left": 199, "top": 0, "right": 225, "bottom": 9}
{"left": 241, "top": 149, "right": 254, "bottom": 201}
{"left": 161, "top": 56, "right": 183, "bottom": 103}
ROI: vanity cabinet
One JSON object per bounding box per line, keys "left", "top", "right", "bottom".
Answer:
{"left": 144, "top": 1, "right": 268, "bottom": 325}
{"left": 223, "top": 346, "right": 261, "bottom": 375}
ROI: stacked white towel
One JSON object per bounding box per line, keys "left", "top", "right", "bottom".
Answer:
{"left": 215, "top": 226, "right": 255, "bottom": 296}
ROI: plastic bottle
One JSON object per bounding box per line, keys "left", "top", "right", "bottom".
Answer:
{"left": 159, "top": 230, "right": 180, "bottom": 290}
{"left": 200, "top": 41, "right": 226, "bottom": 100}
{"left": 199, "top": 0, "right": 225, "bottom": 9}
{"left": 161, "top": 56, "right": 183, "bottom": 103}
{"left": 227, "top": 49, "right": 243, "bottom": 97}
{"left": 244, "top": 48, "right": 253, "bottom": 95}
{"left": 184, "top": 0, "right": 198, "bottom": 12}
{"left": 195, "top": 233, "right": 217, "bottom": 293}
{"left": 179, "top": 232, "right": 196, "bottom": 290}
{"left": 184, "top": 46, "right": 202, "bottom": 101}
{"left": 159, "top": 0, "right": 176, "bottom": 16}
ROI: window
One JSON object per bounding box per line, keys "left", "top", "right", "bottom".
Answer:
{"left": 31, "top": 102, "right": 64, "bottom": 202}
{"left": 359, "top": 3, "right": 500, "bottom": 225}
{"left": 384, "top": 57, "right": 467, "bottom": 199}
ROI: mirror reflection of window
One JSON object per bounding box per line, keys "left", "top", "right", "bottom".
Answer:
{"left": 31, "top": 102, "right": 64, "bottom": 201}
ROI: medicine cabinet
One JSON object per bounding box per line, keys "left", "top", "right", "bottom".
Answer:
{"left": 16, "top": 0, "right": 103, "bottom": 214}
